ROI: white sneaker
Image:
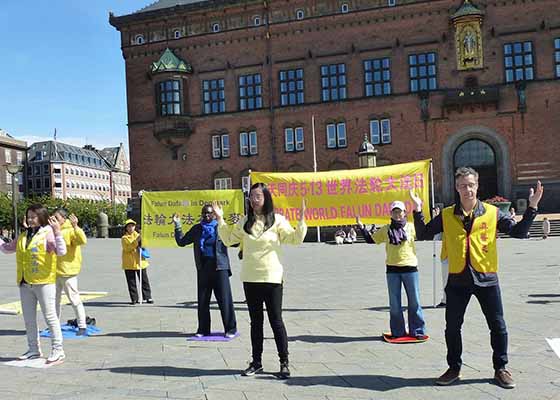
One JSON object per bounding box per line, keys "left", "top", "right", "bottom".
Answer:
{"left": 46, "top": 349, "right": 65, "bottom": 365}
{"left": 17, "top": 350, "right": 42, "bottom": 360}
{"left": 194, "top": 333, "right": 204, "bottom": 338}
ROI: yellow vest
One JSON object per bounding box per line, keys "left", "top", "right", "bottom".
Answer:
{"left": 121, "top": 231, "right": 148, "bottom": 270}
{"left": 16, "top": 227, "right": 58, "bottom": 285}
{"left": 441, "top": 203, "right": 499, "bottom": 274}
{"left": 57, "top": 220, "right": 87, "bottom": 277}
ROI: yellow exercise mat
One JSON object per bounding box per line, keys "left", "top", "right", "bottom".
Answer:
{"left": 0, "top": 291, "right": 108, "bottom": 315}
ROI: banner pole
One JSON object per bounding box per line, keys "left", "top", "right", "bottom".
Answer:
{"left": 312, "top": 115, "right": 320, "bottom": 243}
{"left": 430, "top": 161, "right": 436, "bottom": 308}
{"left": 138, "top": 246, "right": 143, "bottom": 304}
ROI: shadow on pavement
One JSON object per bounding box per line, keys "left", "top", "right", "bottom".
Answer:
{"left": 276, "top": 374, "right": 492, "bottom": 391}
{"left": 527, "top": 293, "right": 560, "bottom": 298}
{"left": 289, "top": 335, "right": 383, "bottom": 343}
{"left": 99, "top": 331, "right": 187, "bottom": 339}
{"left": 0, "top": 330, "right": 25, "bottom": 336}
{"left": 159, "top": 301, "right": 339, "bottom": 312}
{"left": 90, "top": 366, "right": 238, "bottom": 377}
{"left": 84, "top": 301, "right": 135, "bottom": 307}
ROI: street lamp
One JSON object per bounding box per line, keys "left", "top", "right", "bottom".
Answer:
{"left": 5, "top": 163, "right": 23, "bottom": 237}
{"left": 357, "top": 134, "right": 378, "bottom": 168}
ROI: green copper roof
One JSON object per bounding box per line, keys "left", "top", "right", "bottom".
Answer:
{"left": 150, "top": 48, "right": 193, "bottom": 74}
{"left": 451, "top": 0, "right": 484, "bottom": 19}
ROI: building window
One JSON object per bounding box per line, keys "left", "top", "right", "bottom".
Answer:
{"left": 174, "top": 30, "right": 181, "bottom": 39}
{"left": 240, "top": 131, "right": 258, "bottom": 156}
{"left": 280, "top": 68, "right": 305, "bottom": 106}
{"left": 253, "top": 16, "right": 261, "bottom": 26}
{"left": 239, "top": 74, "right": 263, "bottom": 111}
{"left": 364, "top": 58, "right": 391, "bottom": 96}
{"left": 388, "top": 0, "right": 396, "bottom": 6}
{"left": 35, "top": 178, "right": 41, "bottom": 189}
{"left": 202, "top": 79, "right": 225, "bottom": 114}
{"left": 326, "top": 122, "right": 347, "bottom": 149}
{"left": 212, "top": 23, "right": 220, "bottom": 33}
{"left": 321, "top": 64, "right": 347, "bottom": 102}
{"left": 43, "top": 164, "right": 49, "bottom": 174}
{"left": 28, "top": 180, "right": 33, "bottom": 189}
{"left": 212, "top": 134, "right": 230, "bottom": 159}
{"left": 134, "top": 34, "right": 144, "bottom": 45}
{"left": 214, "top": 177, "right": 232, "bottom": 190}
{"left": 555, "top": 38, "right": 560, "bottom": 78}
{"left": 5, "top": 149, "right": 12, "bottom": 163}
{"left": 296, "top": 9, "right": 305, "bottom": 20}
{"left": 409, "top": 52, "right": 437, "bottom": 92}
{"left": 44, "top": 177, "right": 50, "bottom": 188}
{"left": 157, "top": 80, "right": 182, "bottom": 116}
{"left": 35, "top": 151, "right": 43, "bottom": 161}
{"left": 6, "top": 171, "right": 12, "bottom": 184}
{"left": 504, "top": 41, "right": 534, "bottom": 83}
{"left": 34, "top": 165, "right": 40, "bottom": 176}
{"left": 370, "top": 119, "right": 391, "bottom": 145}
{"left": 285, "top": 127, "right": 304, "bottom": 152}
{"left": 341, "top": 3, "right": 349, "bottom": 13}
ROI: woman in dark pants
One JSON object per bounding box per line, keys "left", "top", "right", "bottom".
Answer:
{"left": 214, "top": 183, "right": 306, "bottom": 379}
{"left": 173, "top": 205, "right": 237, "bottom": 337}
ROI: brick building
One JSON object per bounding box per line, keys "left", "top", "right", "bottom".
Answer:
{"left": 0, "top": 129, "right": 26, "bottom": 197}
{"left": 110, "top": 0, "right": 560, "bottom": 210}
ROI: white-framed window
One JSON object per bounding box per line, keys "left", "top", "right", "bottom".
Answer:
{"left": 212, "top": 134, "right": 230, "bottom": 159}
{"left": 6, "top": 171, "right": 12, "bottom": 184}
{"left": 326, "top": 122, "right": 347, "bottom": 149}
{"left": 388, "top": 0, "right": 396, "bottom": 6}
{"left": 370, "top": 118, "right": 392, "bottom": 144}
{"left": 214, "top": 177, "right": 232, "bottom": 190}
{"left": 341, "top": 3, "right": 349, "bottom": 13}
{"left": 174, "top": 29, "right": 181, "bottom": 39}
{"left": 212, "top": 23, "right": 220, "bottom": 33}
{"left": 296, "top": 9, "right": 305, "bottom": 20}
{"left": 134, "top": 34, "right": 145, "bottom": 45}
{"left": 240, "top": 131, "right": 258, "bottom": 156}
{"left": 253, "top": 15, "right": 261, "bottom": 26}
{"left": 4, "top": 149, "right": 11, "bottom": 163}
{"left": 241, "top": 176, "right": 251, "bottom": 192}
{"left": 285, "top": 127, "right": 304, "bottom": 152}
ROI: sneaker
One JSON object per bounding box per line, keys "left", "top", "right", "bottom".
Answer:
{"left": 435, "top": 368, "right": 461, "bottom": 386}
{"left": 17, "top": 350, "right": 42, "bottom": 360}
{"left": 194, "top": 333, "right": 205, "bottom": 338}
{"left": 225, "top": 331, "right": 237, "bottom": 339}
{"left": 242, "top": 362, "right": 263, "bottom": 376}
{"left": 142, "top": 298, "right": 154, "bottom": 304}
{"left": 278, "top": 361, "right": 291, "bottom": 379}
{"left": 76, "top": 328, "right": 87, "bottom": 336}
{"left": 494, "top": 369, "right": 516, "bottom": 389}
{"left": 46, "top": 349, "right": 66, "bottom": 365}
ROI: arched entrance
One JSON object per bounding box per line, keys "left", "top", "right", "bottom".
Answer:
{"left": 441, "top": 126, "right": 511, "bottom": 205}
{"left": 453, "top": 139, "right": 497, "bottom": 201}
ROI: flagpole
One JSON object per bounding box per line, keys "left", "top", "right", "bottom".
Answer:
{"left": 311, "top": 115, "right": 320, "bottom": 243}
{"left": 430, "top": 161, "right": 437, "bottom": 308}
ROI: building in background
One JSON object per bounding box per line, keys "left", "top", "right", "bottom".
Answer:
{"left": 96, "top": 143, "right": 131, "bottom": 205}
{"left": 26, "top": 141, "right": 131, "bottom": 203}
{"left": 0, "top": 129, "right": 26, "bottom": 197}
{"left": 110, "top": 0, "right": 560, "bottom": 210}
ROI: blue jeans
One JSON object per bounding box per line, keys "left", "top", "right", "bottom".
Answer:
{"left": 386, "top": 271, "right": 426, "bottom": 337}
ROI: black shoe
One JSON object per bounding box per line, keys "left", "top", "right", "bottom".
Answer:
{"left": 76, "top": 328, "right": 87, "bottom": 336}
{"left": 436, "top": 302, "right": 446, "bottom": 308}
{"left": 278, "top": 361, "right": 291, "bottom": 379}
{"left": 130, "top": 301, "right": 139, "bottom": 305}
{"left": 242, "top": 362, "right": 263, "bottom": 376}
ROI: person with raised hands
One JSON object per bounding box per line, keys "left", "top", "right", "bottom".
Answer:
{"left": 212, "top": 182, "right": 307, "bottom": 379}
{"left": 0, "top": 204, "right": 67, "bottom": 365}
{"left": 412, "top": 167, "right": 543, "bottom": 389}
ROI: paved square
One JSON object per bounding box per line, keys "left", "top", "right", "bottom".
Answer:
{"left": 0, "top": 238, "right": 559, "bottom": 399}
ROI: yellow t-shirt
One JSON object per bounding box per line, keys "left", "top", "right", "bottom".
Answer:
{"left": 372, "top": 223, "right": 417, "bottom": 267}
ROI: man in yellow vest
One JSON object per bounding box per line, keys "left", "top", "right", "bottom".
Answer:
{"left": 411, "top": 167, "right": 543, "bottom": 389}
{"left": 53, "top": 209, "right": 88, "bottom": 336}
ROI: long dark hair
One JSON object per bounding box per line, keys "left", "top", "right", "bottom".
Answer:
{"left": 26, "top": 204, "right": 50, "bottom": 227}
{"left": 243, "top": 182, "right": 275, "bottom": 234}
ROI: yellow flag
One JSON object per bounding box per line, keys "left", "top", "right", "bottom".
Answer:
{"left": 141, "top": 190, "right": 245, "bottom": 248}
{"left": 251, "top": 159, "right": 432, "bottom": 227}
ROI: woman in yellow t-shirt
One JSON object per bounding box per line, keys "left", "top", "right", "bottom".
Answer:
{"left": 213, "top": 183, "right": 306, "bottom": 379}
{"left": 357, "top": 201, "right": 426, "bottom": 339}
{"left": 121, "top": 219, "right": 152, "bottom": 304}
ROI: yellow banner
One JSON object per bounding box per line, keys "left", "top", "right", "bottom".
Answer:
{"left": 141, "top": 190, "right": 245, "bottom": 248}
{"left": 251, "top": 159, "right": 432, "bottom": 227}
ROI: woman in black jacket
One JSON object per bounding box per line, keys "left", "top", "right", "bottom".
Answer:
{"left": 173, "top": 204, "right": 237, "bottom": 337}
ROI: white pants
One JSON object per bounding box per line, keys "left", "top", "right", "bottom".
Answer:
{"left": 56, "top": 276, "right": 86, "bottom": 328}
{"left": 19, "top": 283, "right": 63, "bottom": 353}
{"left": 335, "top": 236, "right": 344, "bottom": 245}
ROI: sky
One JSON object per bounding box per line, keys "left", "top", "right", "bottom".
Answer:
{"left": 0, "top": 1, "right": 151, "bottom": 154}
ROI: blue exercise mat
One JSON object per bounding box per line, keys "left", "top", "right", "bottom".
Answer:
{"left": 40, "top": 323, "right": 101, "bottom": 339}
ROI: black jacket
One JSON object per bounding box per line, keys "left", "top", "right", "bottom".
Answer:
{"left": 174, "top": 223, "right": 231, "bottom": 272}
